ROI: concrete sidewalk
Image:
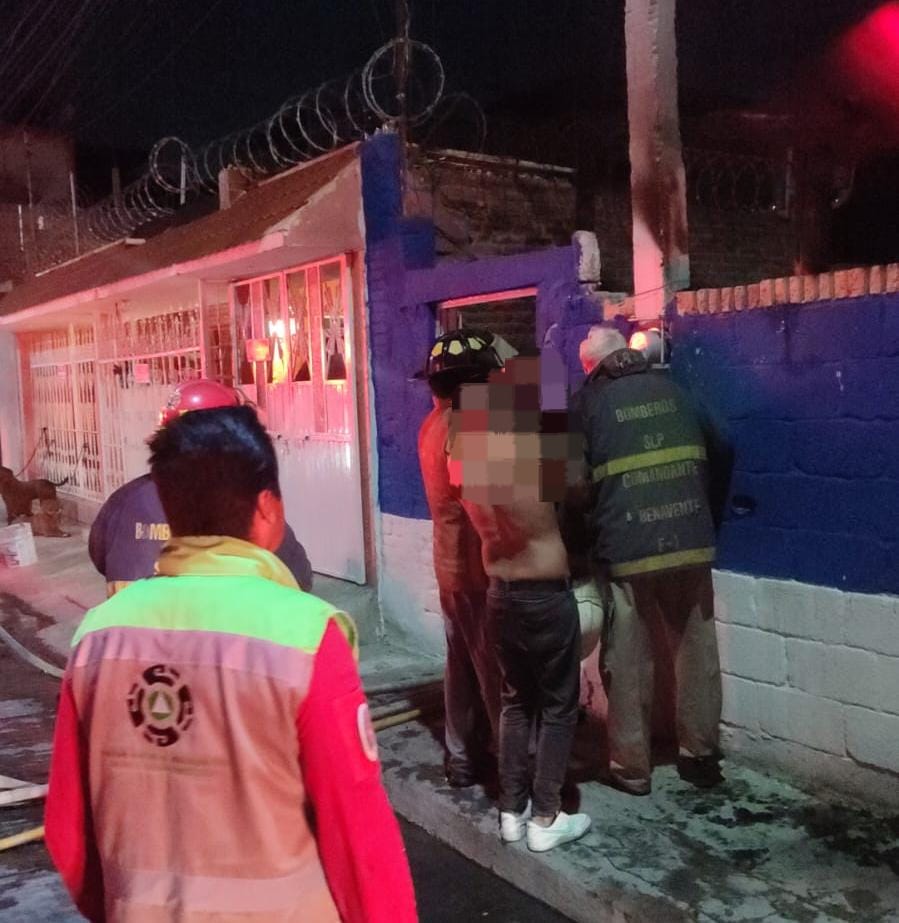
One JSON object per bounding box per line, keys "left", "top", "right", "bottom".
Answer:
{"left": 3, "top": 525, "right": 898, "bottom": 922}
{"left": 378, "top": 715, "right": 899, "bottom": 922}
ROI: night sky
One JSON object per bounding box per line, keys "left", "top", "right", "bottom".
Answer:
{"left": 0, "top": 0, "right": 884, "bottom": 153}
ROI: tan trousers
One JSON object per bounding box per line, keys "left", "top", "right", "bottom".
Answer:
{"left": 599, "top": 566, "right": 721, "bottom": 779}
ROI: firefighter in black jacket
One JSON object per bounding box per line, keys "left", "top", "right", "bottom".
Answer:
{"left": 571, "top": 325, "right": 733, "bottom": 795}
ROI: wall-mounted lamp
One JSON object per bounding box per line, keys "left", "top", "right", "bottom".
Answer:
{"left": 246, "top": 339, "right": 271, "bottom": 363}
{"left": 628, "top": 326, "right": 669, "bottom": 366}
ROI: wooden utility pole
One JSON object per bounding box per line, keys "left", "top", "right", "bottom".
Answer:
{"left": 393, "top": 0, "right": 410, "bottom": 202}
{"left": 394, "top": 0, "right": 410, "bottom": 150}
{"left": 624, "top": 0, "right": 690, "bottom": 319}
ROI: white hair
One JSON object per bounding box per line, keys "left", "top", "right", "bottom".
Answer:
{"left": 579, "top": 325, "right": 626, "bottom": 374}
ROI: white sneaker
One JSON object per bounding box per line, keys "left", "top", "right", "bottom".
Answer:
{"left": 499, "top": 801, "right": 532, "bottom": 843}
{"left": 526, "top": 811, "right": 592, "bottom": 852}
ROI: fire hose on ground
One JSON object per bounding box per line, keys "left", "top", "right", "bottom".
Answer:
{"left": 0, "top": 704, "right": 427, "bottom": 854}
{"left": 0, "top": 585, "right": 606, "bottom": 856}
{"left": 0, "top": 622, "right": 438, "bottom": 853}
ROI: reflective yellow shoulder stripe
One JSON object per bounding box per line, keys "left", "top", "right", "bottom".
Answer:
{"left": 610, "top": 546, "right": 715, "bottom": 578}
{"left": 592, "top": 444, "right": 707, "bottom": 480}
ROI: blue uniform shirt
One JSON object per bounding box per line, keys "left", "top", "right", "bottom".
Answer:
{"left": 88, "top": 474, "right": 314, "bottom": 591}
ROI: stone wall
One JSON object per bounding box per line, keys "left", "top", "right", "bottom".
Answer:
{"left": 406, "top": 152, "right": 575, "bottom": 260}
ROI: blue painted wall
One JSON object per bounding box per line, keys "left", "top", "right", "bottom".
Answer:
{"left": 361, "top": 134, "right": 897, "bottom": 595}
{"left": 361, "top": 133, "right": 605, "bottom": 520}
{"left": 361, "top": 135, "right": 435, "bottom": 520}
{"left": 670, "top": 296, "right": 899, "bottom": 595}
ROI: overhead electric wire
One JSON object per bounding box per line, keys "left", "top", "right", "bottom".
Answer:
{"left": 80, "top": 0, "right": 228, "bottom": 132}
{"left": 1, "top": 0, "right": 103, "bottom": 122}
{"left": 19, "top": 0, "right": 119, "bottom": 128}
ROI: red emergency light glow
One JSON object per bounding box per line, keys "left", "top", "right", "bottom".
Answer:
{"left": 835, "top": 3, "right": 899, "bottom": 139}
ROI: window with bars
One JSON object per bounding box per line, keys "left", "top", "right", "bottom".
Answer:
{"left": 229, "top": 257, "right": 348, "bottom": 436}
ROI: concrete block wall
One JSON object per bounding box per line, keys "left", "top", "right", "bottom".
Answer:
{"left": 670, "top": 275, "right": 899, "bottom": 803}
{"left": 687, "top": 202, "right": 796, "bottom": 290}
{"left": 404, "top": 151, "right": 796, "bottom": 295}
{"left": 406, "top": 154, "right": 575, "bottom": 260}
{"left": 715, "top": 573, "right": 899, "bottom": 806}
{"left": 378, "top": 514, "right": 444, "bottom": 651}
{"left": 583, "top": 188, "right": 797, "bottom": 295}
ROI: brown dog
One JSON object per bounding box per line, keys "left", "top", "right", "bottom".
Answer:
{"left": 0, "top": 466, "right": 70, "bottom": 536}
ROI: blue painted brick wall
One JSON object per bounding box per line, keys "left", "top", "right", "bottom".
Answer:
{"left": 361, "top": 139, "right": 897, "bottom": 596}
{"left": 362, "top": 134, "right": 436, "bottom": 521}
{"left": 671, "top": 294, "right": 899, "bottom": 594}
{"left": 362, "top": 133, "right": 601, "bottom": 521}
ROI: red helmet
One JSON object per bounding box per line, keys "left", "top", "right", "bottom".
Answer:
{"left": 159, "top": 379, "right": 243, "bottom": 426}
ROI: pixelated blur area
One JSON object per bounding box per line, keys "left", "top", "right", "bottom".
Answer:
{"left": 448, "top": 358, "right": 580, "bottom": 504}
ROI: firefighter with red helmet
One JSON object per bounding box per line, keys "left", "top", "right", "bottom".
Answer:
{"left": 89, "top": 379, "right": 313, "bottom": 596}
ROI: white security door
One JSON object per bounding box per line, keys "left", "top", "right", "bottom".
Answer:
{"left": 232, "top": 256, "right": 366, "bottom": 583}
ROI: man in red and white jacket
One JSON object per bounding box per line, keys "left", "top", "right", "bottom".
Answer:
{"left": 45, "top": 405, "right": 417, "bottom": 922}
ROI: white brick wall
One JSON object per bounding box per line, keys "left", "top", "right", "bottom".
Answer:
{"left": 844, "top": 707, "right": 899, "bottom": 774}
{"left": 714, "top": 571, "right": 899, "bottom": 804}
{"left": 716, "top": 623, "right": 787, "bottom": 685}
{"left": 377, "top": 513, "right": 445, "bottom": 652}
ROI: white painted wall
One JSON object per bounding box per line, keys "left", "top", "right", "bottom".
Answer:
{"left": 714, "top": 572, "right": 899, "bottom": 808}
{"left": 377, "top": 513, "right": 445, "bottom": 652}
{"left": 0, "top": 330, "right": 23, "bottom": 470}
{"left": 378, "top": 513, "right": 899, "bottom": 806}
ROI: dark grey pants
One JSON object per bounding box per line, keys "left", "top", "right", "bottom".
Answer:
{"left": 441, "top": 589, "right": 501, "bottom": 776}
{"left": 488, "top": 579, "right": 581, "bottom": 816}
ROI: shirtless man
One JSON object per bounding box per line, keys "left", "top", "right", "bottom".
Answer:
{"left": 449, "top": 355, "right": 591, "bottom": 853}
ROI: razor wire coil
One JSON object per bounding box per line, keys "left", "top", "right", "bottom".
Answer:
{"left": 79, "top": 38, "right": 473, "bottom": 243}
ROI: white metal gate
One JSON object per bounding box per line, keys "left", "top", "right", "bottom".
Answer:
{"left": 20, "top": 326, "right": 102, "bottom": 498}
{"left": 232, "top": 255, "right": 366, "bottom": 583}
{"left": 20, "top": 308, "right": 203, "bottom": 499}
{"left": 96, "top": 307, "right": 202, "bottom": 492}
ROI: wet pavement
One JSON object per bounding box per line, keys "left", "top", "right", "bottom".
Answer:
{"left": 0, "top": 640, "right": 570, "bottom": 922}
{"left": 377, "top": 714, "right": 899, "bottom": 922}
{"left": 2, "top": 526, "right": 898, "bottom": 922}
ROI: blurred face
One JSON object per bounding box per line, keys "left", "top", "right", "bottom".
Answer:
{"left": 448, "top": 357, "right": 579, "bottom": 504}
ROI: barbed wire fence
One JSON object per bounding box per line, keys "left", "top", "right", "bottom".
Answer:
{"left": 81, "top": 38, "right": 466, "bottom": 244}
{"left": 11, "top": 34, "right": 789, "bottom": 278}
{"left": 8, "top": 37, "right": 486, "bottom": 274}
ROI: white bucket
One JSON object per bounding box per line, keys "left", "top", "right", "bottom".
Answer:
{"left": 0, "top": 522, "right": 38, "bottom": 568}
{"left": 573, "top": 578, "right": 605, "bottom": 661}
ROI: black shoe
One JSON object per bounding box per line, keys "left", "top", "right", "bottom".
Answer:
{"left": 607, "top": 770, "right": 652, "bottom": 797}
{"left": 445, "top": 768, "right": 478, "bottom": 788}
{"left": 677, "top": 754, "right": 723, "bottom": 789}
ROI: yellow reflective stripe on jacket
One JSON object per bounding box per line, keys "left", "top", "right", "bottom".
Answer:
{"left": 610, "top": 546, "right": 715, "bottom": 578}
{"left": 592, "top": 444, "right": 707, "bottom": 481}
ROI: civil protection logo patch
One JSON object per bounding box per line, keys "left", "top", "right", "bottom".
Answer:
{"left": 127, "top": 664, "right": 194, "bottom": 747}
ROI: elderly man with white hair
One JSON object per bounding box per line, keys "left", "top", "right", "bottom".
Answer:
{"left": 569, "top": 324, "right": 733, "bottom": 796}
